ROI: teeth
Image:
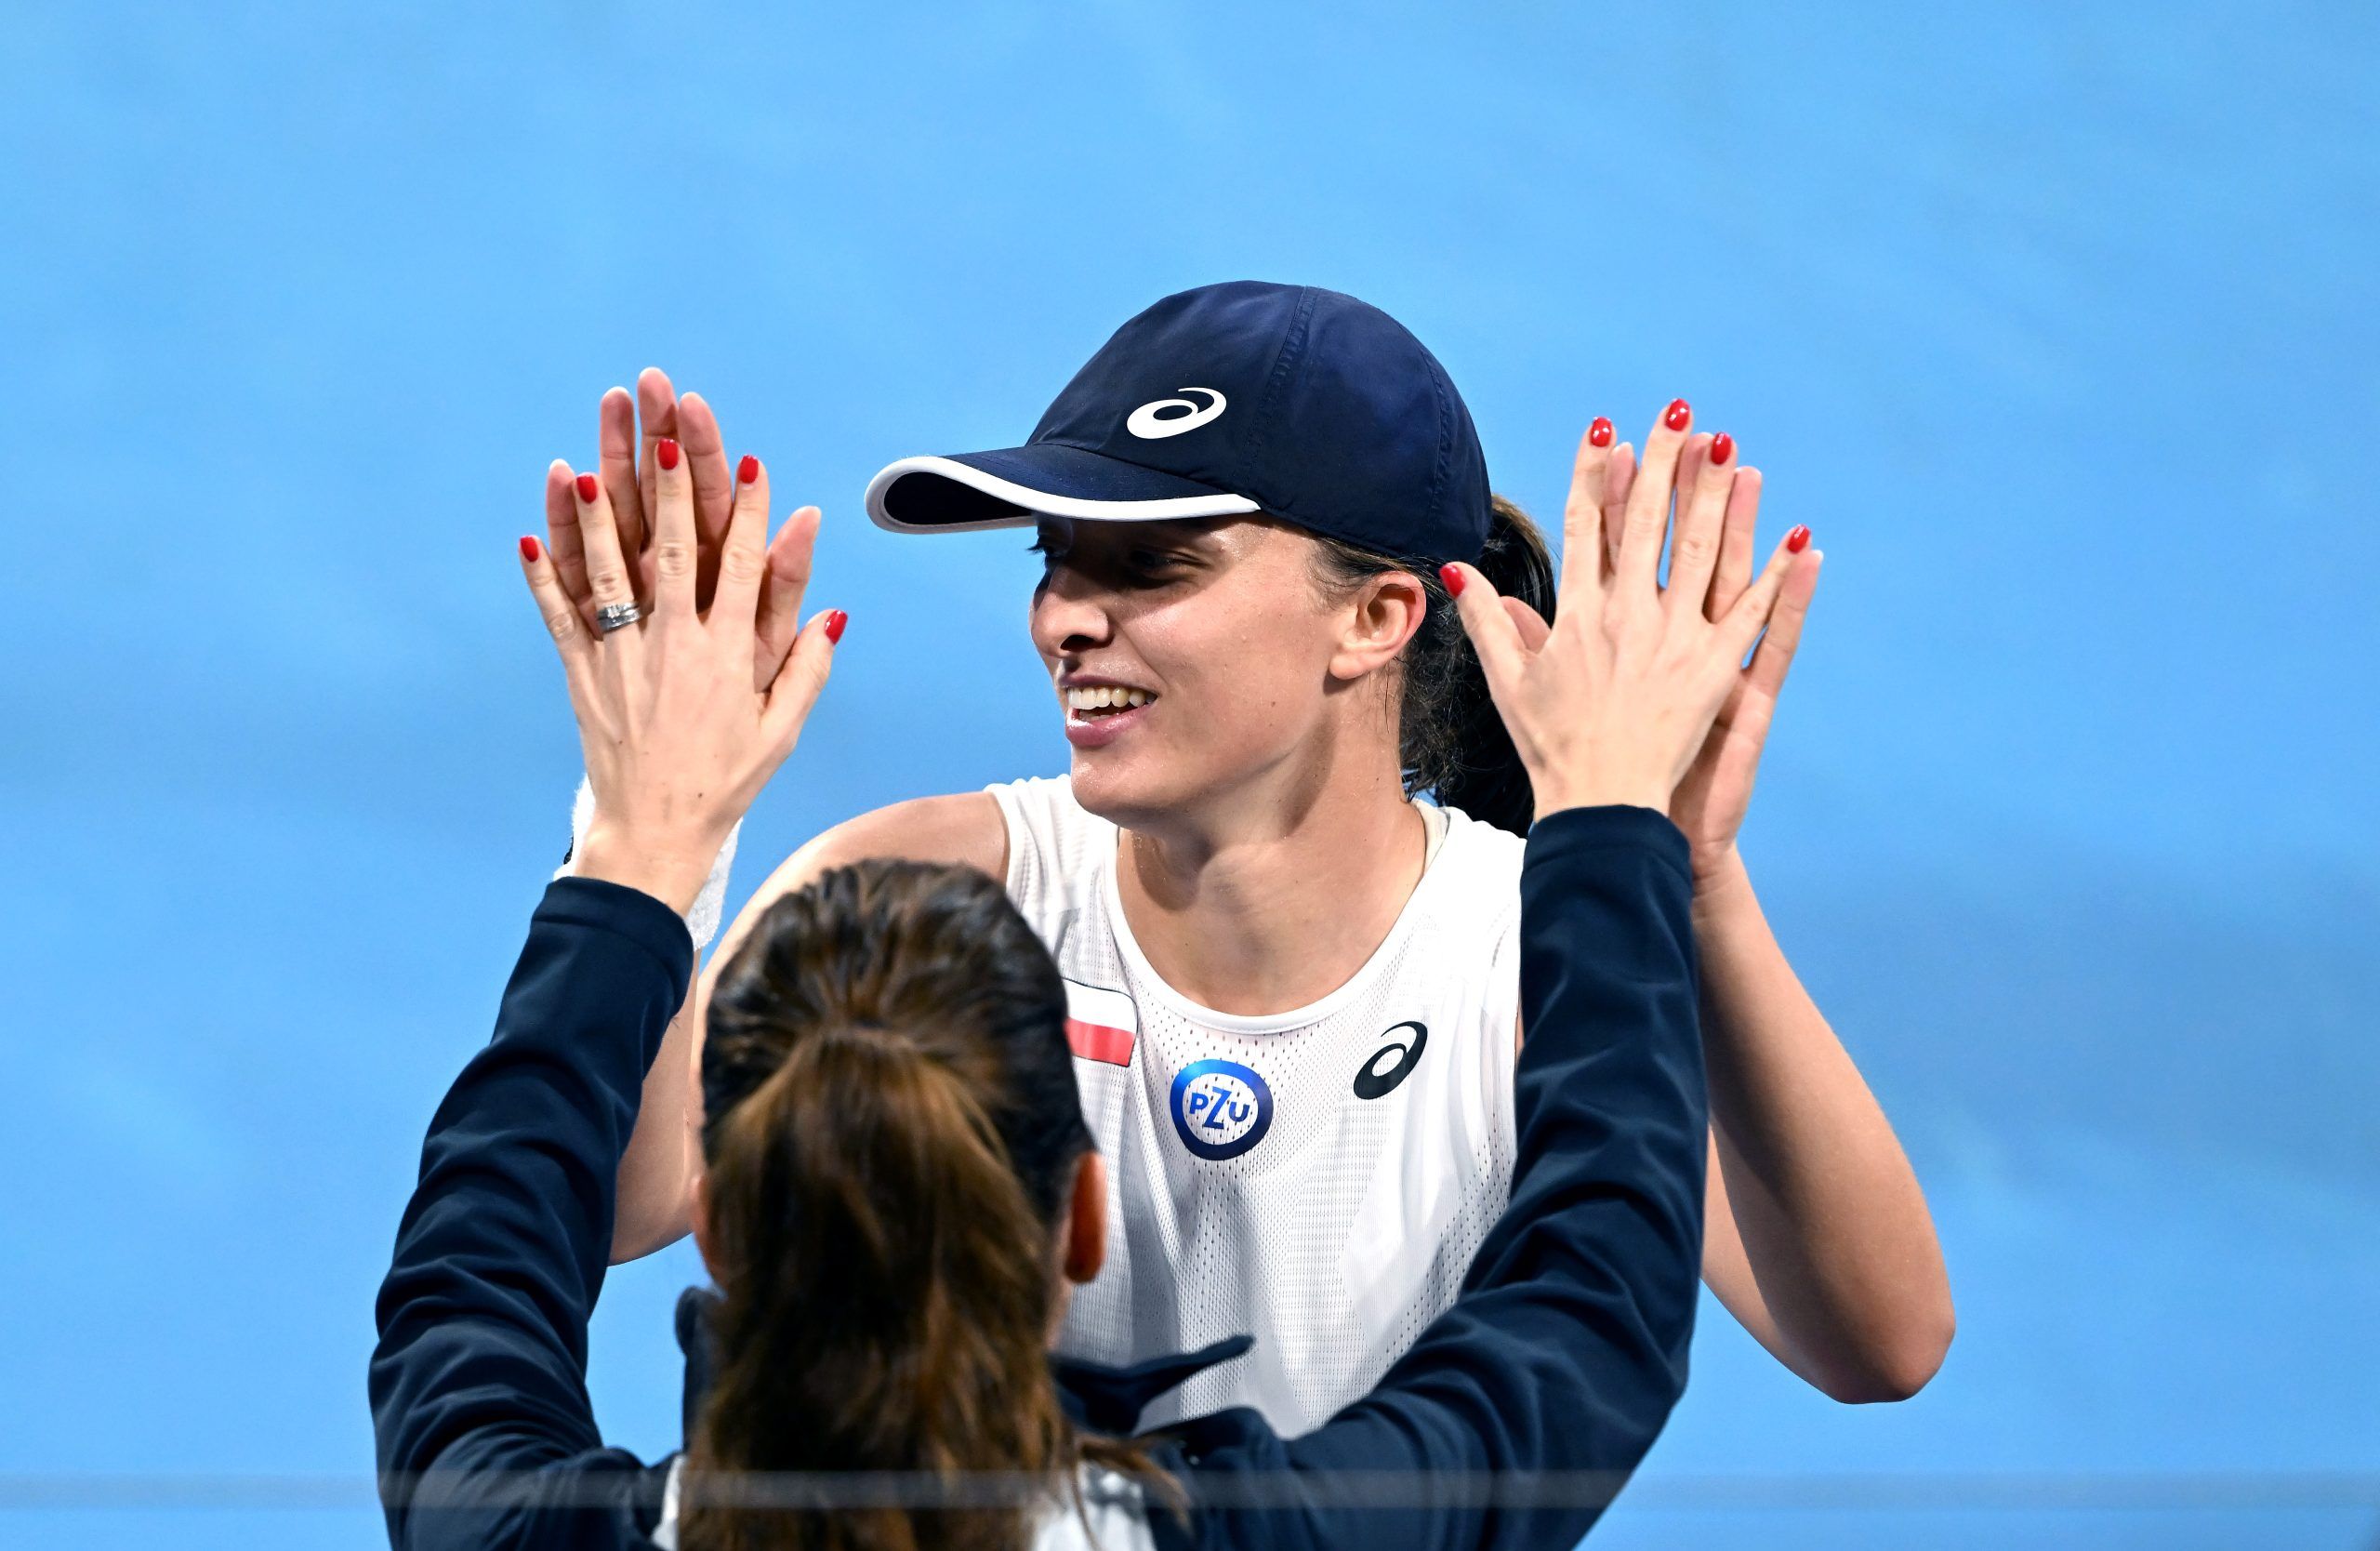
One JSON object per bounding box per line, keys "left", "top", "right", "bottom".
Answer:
{"left": 1065, "top": 686, "right": 1153, "bottom": 712}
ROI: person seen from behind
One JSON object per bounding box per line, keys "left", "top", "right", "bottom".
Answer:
{"left": 369, "top": 361, "right": 1805, "bottom": 1547}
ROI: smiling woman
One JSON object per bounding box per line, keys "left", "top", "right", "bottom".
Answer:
{"left": 582, "top": 280, "right": 1950, "bottom": 1430}
{"left": 1022, "top": 496, "right": 1547, "bottom": 828}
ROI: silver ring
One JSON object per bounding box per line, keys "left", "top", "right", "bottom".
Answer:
{"left": 595, "top": 600, "right": 647, "bottom": 635}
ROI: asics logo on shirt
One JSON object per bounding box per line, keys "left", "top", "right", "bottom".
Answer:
{"left": 1170, "top": 1058, "right": 1274, "bottom": 1160}
{"left": 1352, "top": 1021, "right": 1428, "bottom": 1100}
{"left": 1126, "top": 387, "right": 1226, "bottom": 439}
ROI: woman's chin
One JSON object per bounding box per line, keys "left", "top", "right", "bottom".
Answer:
{"left": 1067, "top": 748, "right": 1178, "bottom": 828}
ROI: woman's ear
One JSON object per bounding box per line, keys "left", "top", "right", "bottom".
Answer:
{"left": 1328, "top": 570, "right": 1428, "bottom": 683}
{"left": 1061, "top": 1152, "right": 1107, "bottom": 1285}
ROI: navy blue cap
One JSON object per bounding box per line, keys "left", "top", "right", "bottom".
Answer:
{"left": 865, "top": 281, "right": 1492, "bottom": 564}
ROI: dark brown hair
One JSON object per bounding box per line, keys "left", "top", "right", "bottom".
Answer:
{"left": 681, "top": 859, "right": 1159, "bottom": 1551}
{"left": 1311, "top": 494, "right": 1556, "bottom": 835}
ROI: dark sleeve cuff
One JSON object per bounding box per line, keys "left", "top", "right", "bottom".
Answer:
{"left": 534, "top": 875, "right": 697, "bottom": 991}
{"left": 1525, "top": 803, "right": 1694, "bottom": 889}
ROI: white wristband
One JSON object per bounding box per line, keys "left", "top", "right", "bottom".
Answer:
{"left": 555, "top": 776, "right": 741, "bottom": 953}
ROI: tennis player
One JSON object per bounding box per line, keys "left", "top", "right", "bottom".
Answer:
{"left": 371, "top": 406, "right": 1766, "bottom": 1547}
{"left": 571, "top": 283, "right": 1951, "bottom": 1431}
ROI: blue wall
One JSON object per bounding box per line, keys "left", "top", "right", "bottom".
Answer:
{"left": 5, "top": 4, "right": 2374, "bottom": 1545}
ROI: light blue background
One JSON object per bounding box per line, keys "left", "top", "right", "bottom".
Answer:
{"left": 6, "top": 3, "right": 2375, "bottom": 1546}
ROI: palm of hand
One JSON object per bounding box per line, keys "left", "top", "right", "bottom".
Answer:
{"left": 1668, "top": 674, "right": 1776, "bottom": 875}
{"left": 1453, "top": 412, "right": 1820, "bottom": 855}
{"left": 1590, "top": 431, "right": 1816, "bottom": 876}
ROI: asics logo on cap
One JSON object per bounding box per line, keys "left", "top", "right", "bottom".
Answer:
{"left": 1125, "top": 387, "right": 1226, "bottom": 440}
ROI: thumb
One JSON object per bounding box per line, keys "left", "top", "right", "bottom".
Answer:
{"left": 1503, "top": 595, "right": 1552, "bottom": 653}
{"left": 1440, "top": 563, "right": 1528, "bottom": 703}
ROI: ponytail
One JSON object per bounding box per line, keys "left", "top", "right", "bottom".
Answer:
{"left": 681, "top": 860, "right": 1168, "bottom": 1551}
{"left": 684, "top": 1024, "right": 1067, "bottom": 1551}
{"left": 1311, "top": 495, "right": 1555, "bottom": 835}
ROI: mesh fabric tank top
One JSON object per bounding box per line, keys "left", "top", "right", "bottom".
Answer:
{"left": 986, "top": 776, "right": 1526, "bottom": 1436}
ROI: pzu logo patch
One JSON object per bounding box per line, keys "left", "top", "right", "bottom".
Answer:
{"left": 1170, "top": 1058, "right": 1275, "bottom": 1161}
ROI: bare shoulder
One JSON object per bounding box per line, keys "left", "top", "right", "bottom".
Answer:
{"left": 800, "top": 791, "right": 1008, "bottom": 876}
{"left": 721, "top": 792, "right": 1009, "bottom": 952}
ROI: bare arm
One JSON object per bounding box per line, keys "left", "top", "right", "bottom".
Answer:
{"left": 1513, "top": 860, "right": 1950, "bottom": 1402}
{"left": 1527, "top": 417, "right": 1949, "bottom": 1399}
{"left": 607, "top": 790, "right": 1008, "bottom": 1261}
{"left": 1689, "top": 846, "right": 1954, "bottom": 1401}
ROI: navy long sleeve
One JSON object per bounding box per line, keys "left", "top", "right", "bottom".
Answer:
{"left": 369, "top": 807, "right": 1708, "bottom": 1551}
{"left": 1156, "top": 804, "right": 1710, "bottom": 1551}
{"left": 369, "top": 878, "right": 692, "bottom": 1550}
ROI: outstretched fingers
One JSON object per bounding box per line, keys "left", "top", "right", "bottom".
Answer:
{"left": 709, "top": 454, "right": 773, "bottom": 630}
{"left": 1617, "top": 399, "right": 1694, "bottom": 596}
{"left": 1559, "top": 418, "right": 1621, "bottom": 599}
{"left": 542, "top": 461, "right": 599, "bottom": 632}
{"left": 1600, "top": 442, "right": 1636, "bottom": 576}
{"left": 569, "top": 460, "right": 640, "bottom": 618}
{"left": 516, "top": 535, "right": 594, "bottom": 693}
{"left": 1742, "top": 537, "right": 1820, "bottom": 699}
{"left": 1721, "top": 525, "right": 1817, "bottom": 662}
{"left": 675, "top": 391, "right": 735, "bottom": 603}
{"left": 647, "top": 430, "right": 697, "bottom": 620}
{"left": 1666, "top": 431, "right": 1735, "bottom": 616}
{"left": 597, "top": 387, "right": 649, "bottom": 565}
{"left": 634, "top": 367, "right": 681, "bottom": 536}
{"left": 1706, "top": 465, "right": 1764, "bottom": 621}
{"left": 752, "top": 504, "right": 820, "bottom": 690}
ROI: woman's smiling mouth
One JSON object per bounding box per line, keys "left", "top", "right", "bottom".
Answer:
{"left": 1060, "top": 681, "right": 1157, "bottom": 748}
{"left": 1064, "top": 684, "right": 1154, "bottom": 714}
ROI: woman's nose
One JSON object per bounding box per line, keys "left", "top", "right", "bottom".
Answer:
{"left": 1029, "top": 567, "right": 1115, "bottom": 657}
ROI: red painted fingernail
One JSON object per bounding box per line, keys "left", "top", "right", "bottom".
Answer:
{"left": 737, "top": 454, "right": 760, "bottom": 485}
{"left": 657, "top": 437, "right": 681, "bottom": 471}
{"left": 1437, "top": 563, "right": 1466, "bottom": 597}
{"left": 1710, "top": 432, "right": 1734, "bottom": 466}
{"left": 519, "top": 535, "right": 541, "bottom": 562}
{"left": 1664, "top": 398, "right": 1692, "bottom": 432}
{"left": 1787, "top": 524, "right": 1811, "bottom": 553}
{"left": 574, "top": 472, "right": 600, "bottom": 504}
{"left": 824, "top": 609, "right": 849, "bottom": 643}
{"left": 1588, "top": 417, "right": 1614, "bottom": 448}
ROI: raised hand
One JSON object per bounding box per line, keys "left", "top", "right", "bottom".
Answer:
{"left": 1659, "top": 432, "right": 1820, "bottom": 878}
{"left": 515, "top": 430, "right": 845, "bottom": 915}
{"left": 539, "top": 368, "right": 814, "bottom": 689}
{"left": 1565, "top": 418, "right": 1824, "bottom": 875}
{"left": 1443, "top": 400, "right": 1814, "bottom": 824}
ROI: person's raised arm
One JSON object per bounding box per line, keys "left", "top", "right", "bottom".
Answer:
{"left": 368, "top": 438, "right": 841, "bottom": 1549}
{"left": 531, "top": 375, "right": 1008, "bottom": 1262}
{"left": 1156, "top": 406, "right": 1816, "bottom": 1551}
{"left": 1566, "top": 415, "right": 1950, "bottom": 1400}
{"left": 605, "top": 789, "right": 1008, "bottom": 1260}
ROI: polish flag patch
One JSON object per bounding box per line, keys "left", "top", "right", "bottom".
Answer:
{"left": 1063, "top": 979, "right": 1137, "bottom": 1067}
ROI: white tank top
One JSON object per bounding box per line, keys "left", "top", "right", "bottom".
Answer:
{"left": 985, "top": 776, "right": 1526, "bottom": 1437}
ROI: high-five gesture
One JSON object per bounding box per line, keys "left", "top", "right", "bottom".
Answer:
{"left": 516, "top": 431, "right": 845, "bottom": 915}
{"left": 1561, "top": 414, "right": 1825, "bottom": 877}
{"left": 1443, "top": 400, "right": 1816, "bottom": 826}
{"left": 539, "top": 368, "right": 817, "bottom": 690}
